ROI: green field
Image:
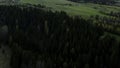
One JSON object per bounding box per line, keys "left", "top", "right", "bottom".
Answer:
{"left": 20, "top": 0, "right": 120, "bottom": 17}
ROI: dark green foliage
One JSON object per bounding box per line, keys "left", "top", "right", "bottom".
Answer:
{"left": 0, "top": 5, "right": 120, "bottom": 68}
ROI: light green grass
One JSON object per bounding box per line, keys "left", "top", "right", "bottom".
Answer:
{"left": 20, "top": 0, "right": 120, "bottom": 17}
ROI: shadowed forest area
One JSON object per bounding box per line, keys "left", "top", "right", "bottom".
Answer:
{"left": 0, "top": 5, "right": 120, "bottom": 68}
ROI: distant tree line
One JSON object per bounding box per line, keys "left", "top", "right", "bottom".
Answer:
{"left": 109, "top": 11, "right": 120, "bottom": 18}
{"left": 0, "top": 5, "right": 120, "bottom": 68}
{"left": 68, "top": 0, "right": 116, "bottom": 5}
{"left": 89, "top": 11, "right": 120, "bottom": 35}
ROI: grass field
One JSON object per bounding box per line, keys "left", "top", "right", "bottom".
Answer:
{"left": 20, "top": 0, "right": 120, "bottom": 17}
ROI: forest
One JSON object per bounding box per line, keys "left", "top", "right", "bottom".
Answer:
{"left": 0, "top": 5, "right": 120, "bottom": 68}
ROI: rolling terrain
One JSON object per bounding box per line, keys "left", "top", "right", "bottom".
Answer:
{"left": 20, "top": 0, "right": 120, "bottom": 40}
{"left": 20, "top": 0, "right": 120, "bottom": 17}
{"left": 0, "top": 0, "right": 120, "bottom": 68}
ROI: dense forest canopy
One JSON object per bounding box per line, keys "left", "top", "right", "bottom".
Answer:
{"left": 0, "top": 5, "right": 120, "bottom": 68}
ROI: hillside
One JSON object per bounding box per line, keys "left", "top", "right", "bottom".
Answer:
{"left": 0, "top": 5, "right": 120, "bottom": 68}
{"left": 20, "top": 0, "right": 120, "bottom": 17}
{"left": 0, "top": 1, "right": 120, "bottom": 68}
